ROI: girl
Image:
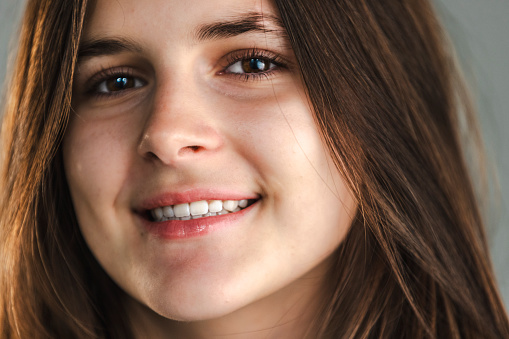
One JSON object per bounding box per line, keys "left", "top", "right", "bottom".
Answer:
{"left": 1, "top": 0, "right": 508, "bottom": 338}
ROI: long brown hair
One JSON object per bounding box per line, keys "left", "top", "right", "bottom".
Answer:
{"left": 275, "top": 0, "right": 509, "bottom": 337}
{"left": 0, "top": 0, "right": 131, "bottom": 338}
{"left": 1, "top": 0, "right": 508, "bottom": 338}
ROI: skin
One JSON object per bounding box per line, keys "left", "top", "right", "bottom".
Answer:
{"left": 64, "top": 0, "right": 357, "bottom": 337}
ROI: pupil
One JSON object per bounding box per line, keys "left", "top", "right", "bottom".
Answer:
{"left": 115, "top": 77, "right": 128, "bottom": 88}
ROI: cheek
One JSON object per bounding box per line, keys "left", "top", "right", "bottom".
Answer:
{"left": 62, "top": 116, "right": 144, "bottom": 282}
{"left": 232, "top": 85, "right": 339, "bottom": 194}
{"left": 229, "top": 87, "right": 356, "bottom": 253}
{"left": 62, "top": 116, "right": 137, "bottom": 228}
{"left": 64, "top": 115, "right": 132, "bottom": 184}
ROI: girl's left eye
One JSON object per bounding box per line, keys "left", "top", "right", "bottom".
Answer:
{"left": 220, "top": 49, "right": 287, "bottom": 80}
{"left": 225, "top": 57, "right": 276, "bottom": 75}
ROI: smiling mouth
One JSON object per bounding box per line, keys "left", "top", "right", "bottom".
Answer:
{"left": 148, "top": 199, "right": 257, "bottom": 222}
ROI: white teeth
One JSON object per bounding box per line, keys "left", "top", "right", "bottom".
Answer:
{"left": 149, "top": 199, "right": 253, "bottom": 222}
{"left": 208, "top": 200, "right": 223, "bottom": 213}
{"left": 162, "top": 206, "right": 174, "bottom": 218}
{"left": 152, "top": 207, "right": 163, "bottom": 220}
{"left": 190, "top": 200, "right": 208, "bottom": 215}
{"left": 223, "top": 200, "right": 238, "bottom": 212}
{"left": 174, "top": 203, "right": 190, "bottom": 218}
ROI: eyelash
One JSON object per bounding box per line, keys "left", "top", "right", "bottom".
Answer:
{"left": 84, "top": 48, "right": 287, "bottom": 98}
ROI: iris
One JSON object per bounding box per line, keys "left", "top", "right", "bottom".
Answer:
{"left": 242, "top": 58, "right": 268, "bottom": 73}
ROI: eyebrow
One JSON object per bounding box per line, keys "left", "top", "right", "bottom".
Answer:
{"left": 77, "top": 12, "right": 288, "bottom": 60}
{"left": 194, "top": 12, "right": 286, "bottom": 41}
{"left": 77, "top": 37, "right": 142, "bottom": 60}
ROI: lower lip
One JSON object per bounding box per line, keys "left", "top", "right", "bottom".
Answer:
{"left": 140, "top": 203, "right": 256, "bottom": 240}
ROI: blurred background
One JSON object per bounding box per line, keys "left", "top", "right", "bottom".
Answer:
{"left": 1, "top": 0, "right": 508, "bottom": 307}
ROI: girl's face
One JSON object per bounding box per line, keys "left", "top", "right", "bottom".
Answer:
{"left": 64, "top": 0, "right": 356, "bottom": 329}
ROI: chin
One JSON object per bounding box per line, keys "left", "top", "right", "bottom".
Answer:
{"left": 140, "top": 288, "right": 253, "bottom": 322}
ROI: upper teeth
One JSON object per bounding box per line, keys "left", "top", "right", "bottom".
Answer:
{"left": 150, "top": 199, "right": 250, "bottom": 222}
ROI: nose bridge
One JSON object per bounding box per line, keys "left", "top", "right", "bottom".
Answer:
{"left": 138, "top": 75, "right": 223, "bottom": 165}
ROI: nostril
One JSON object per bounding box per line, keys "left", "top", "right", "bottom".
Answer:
{"left": 146, "top": 152, "right": 159, "bottom": 161}
{"left": 177, "top": 145, "right": 203, "bottom": 157}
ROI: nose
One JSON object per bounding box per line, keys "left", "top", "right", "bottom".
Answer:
{"left": 137, "top": 82, "right": 224, "bottom": 165}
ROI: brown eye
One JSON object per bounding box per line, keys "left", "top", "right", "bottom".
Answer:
{"left": 107, "top": 77, "right": 134, "bottom": 91}
{"left": 95, "top": 76, "right": 145, "bottom": 94}
{"left": 226, "top": 57, "right": 276, "bottom": 75}
{"left": 241, "top": 58, "right": 271, "bottom": 73}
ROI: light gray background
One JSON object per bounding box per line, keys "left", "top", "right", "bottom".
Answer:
{"left": 1, "top": 1, "right": 508, "bottom": 307}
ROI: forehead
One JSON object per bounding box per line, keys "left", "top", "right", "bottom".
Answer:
{"left": 83, "top": 0, "right": 280, "bottom": 42}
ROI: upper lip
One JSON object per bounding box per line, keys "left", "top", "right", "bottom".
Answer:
{"left": 134, "top": 187, "right": 260, "bottom": 212}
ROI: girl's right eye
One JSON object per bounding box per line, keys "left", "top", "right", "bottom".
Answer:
{"left": 85, "top": 67, "right": 147, "bottom": 98}
{"left": 95, "top": 76, "right": 145, "bottom": 94}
